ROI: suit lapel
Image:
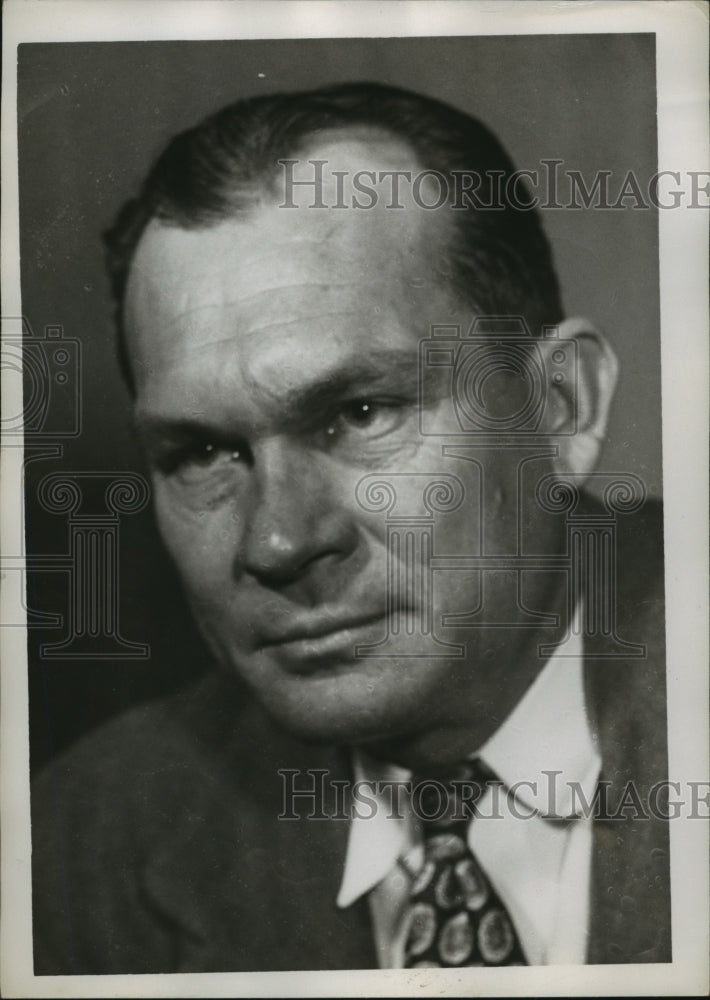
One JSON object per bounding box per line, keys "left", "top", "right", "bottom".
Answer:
{"left": 141, "top": 680, "right": 377, "bottom": 971}
{"left": 585, "top": 654, "right": 672, "bottom": 964}
{"left": 583, "top": 500, "right": 671, "bottom": 963}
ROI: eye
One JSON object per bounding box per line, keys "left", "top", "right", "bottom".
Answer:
{"left": 182, "top": 442, "right": 217, "bottom": 466}
{"left": 186, "top": 442, "right": 243, "bottom": 466}
{"left": 155, "top": 439, "right": 247, "bottom": 485}
{"left": 338, "top": 401, "right": 378, "bottom": 426}
{"left": 325, "top": 399, "right": 411, "bottom": 443}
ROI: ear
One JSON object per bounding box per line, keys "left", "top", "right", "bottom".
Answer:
{"left": 541, "top": 317, "right": 619, "bottom": 478}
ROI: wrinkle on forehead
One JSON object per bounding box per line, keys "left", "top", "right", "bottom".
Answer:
{"left": 127, "top": 226, "right": 446, "bottom": 353}
{"left": 133, "top": 312, "right": 369, "bottom": 376}
{"left": 128, "top": 227, "right": 421, "bottom": 337}
{"left": 129, "top": 280, "right": 420, "bottom": 331}
{"left": 128, "top": 269, "right": 431, "bottom": 363}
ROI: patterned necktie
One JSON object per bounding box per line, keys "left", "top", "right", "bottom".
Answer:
{"left": 402, "top": 760, "right": 528, "bottom": 967}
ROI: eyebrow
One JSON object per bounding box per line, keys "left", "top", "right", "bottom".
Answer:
{"left": 277, "top": 350, "right": 423, "bottom": 420}
{"left": 134, "top": 347, "right": 432, "bottom": 440}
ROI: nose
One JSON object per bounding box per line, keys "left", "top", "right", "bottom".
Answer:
{"left": 238, "top": 439, "right": 359, "bottom": 591}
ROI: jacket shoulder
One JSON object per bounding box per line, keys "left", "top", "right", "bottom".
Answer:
{"left": 31, "top": 673, "right": 248, "bottom": 973}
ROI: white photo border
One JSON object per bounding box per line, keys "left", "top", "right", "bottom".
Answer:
{"left": 2, "top": 2, "right": 708, "bottom": 997}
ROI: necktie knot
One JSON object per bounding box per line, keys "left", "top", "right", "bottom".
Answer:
{"left": 411, "top": 758, "right": 497, "bottom": 830}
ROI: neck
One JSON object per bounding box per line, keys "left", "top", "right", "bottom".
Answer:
{"left": 359, "top": 572, "right": 569, "bottom": 772}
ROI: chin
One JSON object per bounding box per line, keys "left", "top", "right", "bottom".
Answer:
{"left": 246, "top": 661, "right": 439, "bottom": 748}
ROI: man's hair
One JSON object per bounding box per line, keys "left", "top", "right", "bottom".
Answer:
{"left": 104, "top": 81, "right": 563, "bottom": 392}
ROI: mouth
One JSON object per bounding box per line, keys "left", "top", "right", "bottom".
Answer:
{"left": 259, "top": 613, "right": 387, "bottom": 673}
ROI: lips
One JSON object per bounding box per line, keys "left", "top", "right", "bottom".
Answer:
{"left": 255, "top": 608, "right": 390, "bottom": 673}
{"left": 259, "top": 610, "right": 385, "bottom": 647}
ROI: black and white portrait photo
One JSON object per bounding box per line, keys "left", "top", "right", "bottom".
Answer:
{"left": 1, "top": 2, "right": 707, "bottom": 997}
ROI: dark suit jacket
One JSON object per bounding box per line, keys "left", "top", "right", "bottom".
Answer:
{"left": 31, "top": 501, "right": 671, "bottom": 973}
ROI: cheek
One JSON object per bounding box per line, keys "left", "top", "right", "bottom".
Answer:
{"left": 152, "top": 484, "right": 238, "bottom": 594}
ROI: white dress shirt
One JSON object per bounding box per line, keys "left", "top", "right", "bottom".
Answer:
{"left": 336, "top": 629, "right": 601, "bottom": 966}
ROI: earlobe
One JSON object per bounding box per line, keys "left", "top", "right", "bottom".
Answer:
{"left": 546, "top": 317, "right": 619, "bottom": 478}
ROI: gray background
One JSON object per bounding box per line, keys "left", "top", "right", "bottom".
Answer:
{"left": 18, "top": 36, "right": 661, "bottom": 763}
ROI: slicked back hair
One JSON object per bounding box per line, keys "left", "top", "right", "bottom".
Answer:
{"left": 104, "top": 81, "right": 563, "bottom": 392}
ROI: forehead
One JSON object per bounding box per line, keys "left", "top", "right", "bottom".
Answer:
{"left": 124, "top": 134, "right": 457, "bottom": 400}
{"left": 129, "top": 201, "right": 430, "bottom": 318}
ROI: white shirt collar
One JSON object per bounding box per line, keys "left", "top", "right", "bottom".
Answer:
{"left": 337, "top": 622, "right": 600, "bottom": 909}
{"left": 336, "top": 754, "right": 414, "bottom": 908}
{"left": 478, "top": 624, "right": 600, "bottom": 818}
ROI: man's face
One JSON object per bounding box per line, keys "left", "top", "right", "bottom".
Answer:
{"left": 125, "top": 136, "right": 559, "bottom": 762}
